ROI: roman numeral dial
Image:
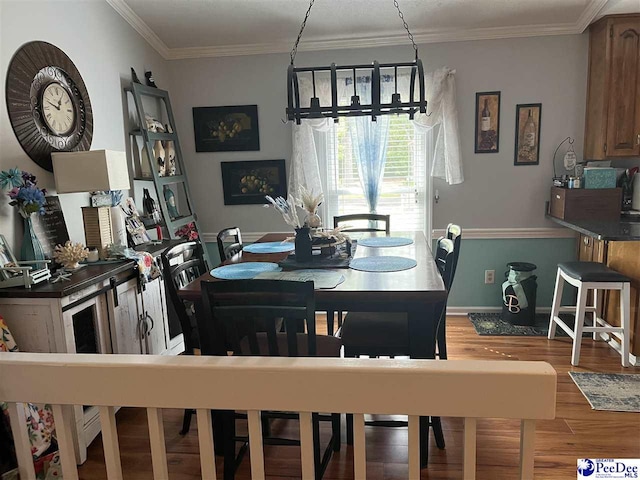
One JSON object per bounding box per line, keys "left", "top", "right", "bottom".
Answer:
{"left": 41, "top": 82, "right": 75, "bottom": 135}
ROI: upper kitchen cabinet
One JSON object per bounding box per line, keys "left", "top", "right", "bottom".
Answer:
{"left": 584, "top": 14, "right": 640, "bottom": 160}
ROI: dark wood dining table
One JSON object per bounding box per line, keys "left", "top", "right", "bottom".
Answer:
{"left": 178, "top": 231, "right": 447, "bottom": 359}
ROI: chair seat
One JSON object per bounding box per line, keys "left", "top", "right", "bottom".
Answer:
{"left": 240, "top": 332, "right": 342, "bottom": 357}
{"left": 341, "top": 312, "right": 408, "bottom": 349}
{"left": 559, "top": 261, "right": 630, "bottom": 283}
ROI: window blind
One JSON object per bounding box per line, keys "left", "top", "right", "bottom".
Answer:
{"left": 324, "top": 116, "right": 427, "bottom": 232}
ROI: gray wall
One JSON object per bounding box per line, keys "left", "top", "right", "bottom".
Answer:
{"left": 168, "top": 34, "right": 589, "bottom": 234}
{"left": 0, "top": 0, "right": 170, "bottom": 248}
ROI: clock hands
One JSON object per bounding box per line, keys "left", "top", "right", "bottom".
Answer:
{"left": 46, "top": 100, "right": 60, "bottom": 110}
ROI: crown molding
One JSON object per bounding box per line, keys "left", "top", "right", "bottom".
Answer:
{"left": 576, "top": 0, "right": 610, "bottom": 32}
{"left": 105, "top": 0, "right": 171, "bottom": 59}
{"left": 108, "top": 0, "right": 610, "bottom": 61}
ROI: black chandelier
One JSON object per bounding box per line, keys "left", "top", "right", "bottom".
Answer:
{"left": 286, "top": 0, "right": 427, "bottom": 124}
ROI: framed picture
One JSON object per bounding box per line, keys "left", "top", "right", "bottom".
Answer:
{"left": 193, "top": 105, "right": 260, "bottom": 152}
{"left": 0, "top": 235, "right": 19, "bottom": 280}
{"left": 221, "top": 159, "right": 286, "bottom": 205}
{"left": 514, "top": 103, "right": 542, "bottom": 165}
{"left": 475, "top": 92, "right": 500, "bottom": 153}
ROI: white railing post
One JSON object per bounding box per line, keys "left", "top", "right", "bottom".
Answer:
{"left": 196, "top": 408, "right": 217, "bottom": 480}
{"left": 6, "top": 402, "right": 36, "bottom": 480}
{"left": 519, "top": 419, "right": 536, "bottom": 479}
{"left": 147, "top": 407, "right": 169, "bottom": 479}
{"left": 463, "top": 417, "right": 477, "bottom": 480}
{"left": 353, "top": 413, "right": 367, "bottom": 478}
{"left": 247, "top": 410, "right": 266, "bottom": 480}
{"left": 99, "top": 406, "right": 123, "bottom": 480}
{"left": 51, "top": 404, "right": 79, "bottom": 480}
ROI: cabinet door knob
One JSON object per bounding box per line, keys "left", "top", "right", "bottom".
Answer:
{"left": 637, "top": 133, "right": 640, "bottom": 145}
{"left": 583, "top": 236, "right": 590, "bottom": 246}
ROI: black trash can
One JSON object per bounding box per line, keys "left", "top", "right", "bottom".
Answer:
{"left": 501, "top": 262, "right": 537, "bottom": 326}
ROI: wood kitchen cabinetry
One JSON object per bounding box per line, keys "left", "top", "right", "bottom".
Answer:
{"left": 584, "top": 14, "right": 640, "bottom": 160}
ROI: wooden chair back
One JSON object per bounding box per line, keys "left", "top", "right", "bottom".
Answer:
{"left": 217, "top": 227, "right": 243, "bottom": 261}
{"left": 199, "top": 279, "right": 317, "bottom": 357}
{"left": 333, "top": 214, "right": 390, "bottom": 234}
{"left": 434, "top": 237, "right": 456, "bottom": 290}
{"left": 161, "top": 241, "right": 207, "bottom": 354}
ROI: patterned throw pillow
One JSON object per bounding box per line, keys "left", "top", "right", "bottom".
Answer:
{"left": 0, "top": 316, "right": 57, "bottom": 464}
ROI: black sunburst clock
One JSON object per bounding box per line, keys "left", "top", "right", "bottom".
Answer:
{"left": 5, "top": 41, "right": 93, "bottom": 172}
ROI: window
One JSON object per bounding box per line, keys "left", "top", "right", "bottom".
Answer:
{"left": 319, "top": 116, "right": 430, "bottom": 233}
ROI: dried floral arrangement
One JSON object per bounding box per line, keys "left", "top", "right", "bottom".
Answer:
{"left": 53, "top": 241, "right": 88, "bottom": 270}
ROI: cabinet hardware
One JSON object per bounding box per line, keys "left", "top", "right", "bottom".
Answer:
{"left": 604, "top": 143, "right": 607, "bottom": 153}
{"left": 610, "top": 25, "right": 613, "bottom": 37}
{"left": 636, "top": 133, "right": 640, "bottom": 146}
{"left": 583, "top": 236, "right": 590, "bottom": 246}
{"left": 146, "top": 312, "right": 155, "bottom": 333}
{"left": 109, "top": 277, "right": 118, "bottom": 307}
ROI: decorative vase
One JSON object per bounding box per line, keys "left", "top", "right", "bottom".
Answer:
{"left": 294, "top": 227, "right": 313, "bottom": 263}
{"left": 20, "top": 214, "right": 45, "bottom": 267}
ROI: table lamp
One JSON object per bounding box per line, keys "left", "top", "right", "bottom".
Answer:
{"left": 52, "top": 150, "right": 131, "bottom": 258}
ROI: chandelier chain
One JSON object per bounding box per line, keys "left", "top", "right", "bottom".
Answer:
{"left": 290, "top": 0, "right": 315, "bottom": 64}
{"left": 393, "top": 0, "right": 418, "bottom": 59}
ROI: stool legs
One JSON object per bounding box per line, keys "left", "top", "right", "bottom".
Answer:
{"left": 571, "top": 286, "right": 588, "bottom": 366}
{"left": 548, "top": 269, "right": 564, "bottom": 340}
{"left": 621, "top": 283, "right": 630, "bottom": 367}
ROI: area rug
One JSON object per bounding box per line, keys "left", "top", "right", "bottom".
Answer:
{"left": 468, "top": 312, "right": 579, "bottom": 336}
{"left": 569, "top": 372, "right": 640, "bottom": 413}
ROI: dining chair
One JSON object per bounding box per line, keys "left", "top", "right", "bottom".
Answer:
{"left": 436, "top": 223, "right": 462, "bottom": 359}
{"left": 199, "top": 279, "right": 342, "bottom": 480}
{"left": 333, "top": 213, "right": 390, "bottom": 234}
{"left": 161, "top": 240, "right": 208, "bottom": 435}
{"left": 338, "top": 236, "right": 459, "bottom": 464}
{"left": 217, "top": 227, "right": 243, "bottom": 261}
{"left": 327, "top": 214, "right": 391, "bottom": 334}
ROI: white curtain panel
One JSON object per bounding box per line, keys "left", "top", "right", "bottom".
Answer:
{"left": 289, "top": 65, "right": 464, "bottom": 198}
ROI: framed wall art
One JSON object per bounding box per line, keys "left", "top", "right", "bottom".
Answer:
{"left": 514, "top": 103, "right": 542, "bottom": 165}
{"left": 221, "top": 159, "right": 286, "bottom": 205}
{"left": 193, "top": 105, "right": 260, "bottom": 152}
{"left": 475, "top": 91, "right": 500, "bottom": 153}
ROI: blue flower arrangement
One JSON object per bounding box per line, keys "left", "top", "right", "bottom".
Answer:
{"left": 0, "top": 167, "right": 47, "bottom": 217}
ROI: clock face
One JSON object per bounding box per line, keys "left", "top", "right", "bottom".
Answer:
{"left": 42, "top": 83, "right": 76, "bottom": 135}
{"left": 5, "top": 41, "right": 93, "bottom": 172}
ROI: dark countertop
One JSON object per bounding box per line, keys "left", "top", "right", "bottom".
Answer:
{"left": 546, "top": 215, "right": 640, "bottom": 241}
{"left": 0, "top": 261, "right": 137, "bottom": 299}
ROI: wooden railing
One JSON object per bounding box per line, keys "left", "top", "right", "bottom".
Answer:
{"left": 0, "top": 353, "right": 556, "bottom": 480}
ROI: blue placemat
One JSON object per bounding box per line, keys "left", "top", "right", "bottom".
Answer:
{"left": 243, "top": 242, "right": 295, "bottom": 254}
{"left": 349, "top": 256, "right": 417, "bottom": 272}
{"left": 210, "top": 262, "right": 281, "bottom": 280}
{"left": 358, "top": 237, "right": 414, "bottom": 248}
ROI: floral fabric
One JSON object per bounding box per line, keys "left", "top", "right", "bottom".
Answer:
{"left": 0, "top": 317, "right": 61, "bottom": 479}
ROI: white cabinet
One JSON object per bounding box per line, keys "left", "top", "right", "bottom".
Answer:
{"left": 108, "top": 277, "right": 170, "bottom": 355}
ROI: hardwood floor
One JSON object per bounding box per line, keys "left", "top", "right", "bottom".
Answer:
{"left": 77, "top": 315, "right": 640, "bottom": 479}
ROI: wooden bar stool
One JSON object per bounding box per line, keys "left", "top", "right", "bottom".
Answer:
{"left": 548, "top": 261, "right": 630, "bottom": 367}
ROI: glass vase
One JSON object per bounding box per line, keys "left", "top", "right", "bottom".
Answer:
{"left": 294, "top": 227, "right": 313, "bottom": 263}
{"left": 20, "top": 214, "right": 46, "bottom": 268}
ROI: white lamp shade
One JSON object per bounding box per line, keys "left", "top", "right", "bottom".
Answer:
{"left": 52, "top": 150, "right": 131, "bottom": 193}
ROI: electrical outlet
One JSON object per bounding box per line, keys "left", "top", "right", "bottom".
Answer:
{"left": 484, "top": 270, "right": 495, "bottom": 284}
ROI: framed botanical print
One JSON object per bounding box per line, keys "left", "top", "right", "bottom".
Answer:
{"left": 221, "top": 159, "right": 286, "bottom": 205}
{"left": 514, "top": 103, "right": 542, "bottom": 165}
{"left": 193, "top": 105, "right": 260, "bottom": 152}
{"left": 475, "top": 92, "right": 500, "bottom": 153}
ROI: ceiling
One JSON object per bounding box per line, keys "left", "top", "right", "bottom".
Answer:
{"left": 106, "top": 0, "right": 640, "bottom": 59}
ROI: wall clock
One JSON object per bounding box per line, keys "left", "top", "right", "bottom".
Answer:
{"left": 5, "top": 41, "right": 93, "bottom": 172}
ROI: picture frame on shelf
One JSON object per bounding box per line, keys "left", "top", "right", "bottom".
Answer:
{"left": 221, "top": 159, "right": 286, "bottom": 205}
{"left": 474, "top": 91, "right": 500, "bottom": 153}
{"left": 193, "top": 105, "right": 260, "bottom": 152}
{"left": 0, "top": 235, "right": 20, "bottom": 280}
{"left": 514, "top": 103, "right": 542, "bottom": 166}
